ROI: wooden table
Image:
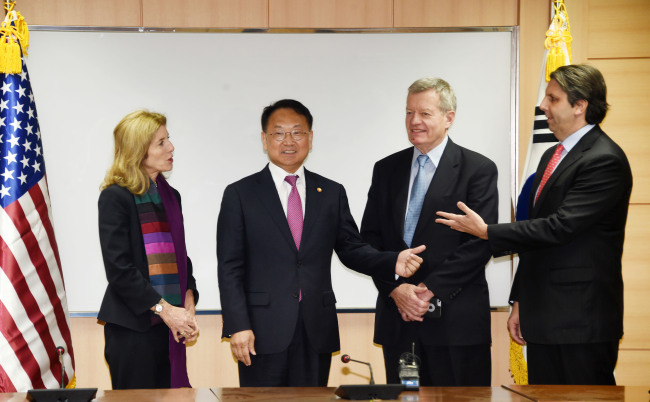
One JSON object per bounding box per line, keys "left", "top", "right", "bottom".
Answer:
{"left": 0, "top": 388, "right": 218, "bottom": 402}
{"left": 503, "top": 384, "right": 650, "bottom": 401}
{"left": 1, "top": 385, "right": 648, "bottom": 401}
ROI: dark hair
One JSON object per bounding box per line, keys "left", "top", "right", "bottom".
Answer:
{"left": 261, "top": 99, "right": 313, "bottom": 131}
{"left": 550, "top": 64, "right": 609, "bottom": 125}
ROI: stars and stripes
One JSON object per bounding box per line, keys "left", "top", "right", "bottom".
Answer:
{"left": 0, "top": 56, "right": 75, "bottom": 391}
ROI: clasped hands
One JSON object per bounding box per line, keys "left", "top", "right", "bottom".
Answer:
{"left": 158, "top": 300, "right": 200, "bottom": 344}
{"left": 390, "top": 283, "right": 434, "bottom": 322}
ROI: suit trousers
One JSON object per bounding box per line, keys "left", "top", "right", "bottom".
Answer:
{"left": 382, "top": 322, "right": 491, "bottom": 386}
{"left": 104, "top": 322, "right": 171, "bottom": 389}
{"left": 238, "top": 304, "right": 332, "bottom": 387}
{"left": 526, "top": 341, "right": 619, "bottom": 385}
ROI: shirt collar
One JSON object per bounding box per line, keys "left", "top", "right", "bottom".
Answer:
{"left": 560, "top": 124, "right": 595, "bottom": 153}
{"left": 268, "top": 162, "right": 305, "bottom": 187}
{"left": 412, "top": 135, "right": 448, "bottom": 168}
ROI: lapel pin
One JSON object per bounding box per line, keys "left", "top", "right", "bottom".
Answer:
{"left": 317, "top": 187, "right": 322, "bottom": 192}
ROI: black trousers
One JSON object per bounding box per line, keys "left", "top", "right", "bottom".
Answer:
{"left": 382, "top": 324, "right": 491, "bottom": 386}
{"left": 104, "top": 322, "right": 170, "bottom": 389}
{"left": 238, "top": 305, "right": 332, "bottom": 387}
{"left": 526, "top": 341, "right": 619, "bottom": 385}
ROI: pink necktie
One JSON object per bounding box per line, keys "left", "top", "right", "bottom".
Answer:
{"left": 535, "top": 144, "right": 565, "bottom": 204}
{"left": 284, "top": 175, "right": 303, "bottom": 250}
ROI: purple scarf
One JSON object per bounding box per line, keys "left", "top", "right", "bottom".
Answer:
{"left": 156, "top": 175, "right": 191, "bottom": 388}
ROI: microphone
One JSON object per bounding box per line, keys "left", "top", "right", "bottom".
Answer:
{"left": 341, "top": 354, "right": 375, "bottom": 385}
{"left": 56, "top": 346, "right": 65, "bottom": 388}
{"left": 26, "top": 345, "right": 98, "bottom": 402}
{"left": 398, "top": 343, "right": 420, "bottom": 390}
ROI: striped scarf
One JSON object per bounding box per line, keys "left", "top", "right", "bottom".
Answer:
{"left": 134, "top": 183, "right": 182, "bottom": 309}
{"left": 133, "top": 176, "right": 191, "bottom": 388}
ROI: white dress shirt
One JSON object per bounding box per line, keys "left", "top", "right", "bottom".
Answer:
{"left": 268, "top": 162, "right": 306, "bottom": 218}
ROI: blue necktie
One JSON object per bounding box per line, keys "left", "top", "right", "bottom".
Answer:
{"left": 403, "top": 155, "right": 430, "bottom": 247}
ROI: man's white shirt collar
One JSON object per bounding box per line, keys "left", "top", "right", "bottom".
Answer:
{"left": 560, "top": 124, "right": 595, "bottom": 154}
{"left": 411, "top": 135, "right": 448, "bottom": 168}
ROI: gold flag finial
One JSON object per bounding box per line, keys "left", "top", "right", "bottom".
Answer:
{"left": 0, "top": 0, "right": 29, "bottom": 73}
{"left": 544, "top": 0, "right": 572, "bottom": 82}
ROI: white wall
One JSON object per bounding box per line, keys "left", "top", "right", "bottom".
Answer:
{"left": 28, "top": 30, "right": 514, "bottom": 311}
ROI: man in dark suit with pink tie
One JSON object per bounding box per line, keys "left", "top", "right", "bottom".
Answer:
{"left": 217, "top": 99, "right": 426, "bottom": 387}
{"left": 436, "top": 64, "right": 633, "bottom": 385}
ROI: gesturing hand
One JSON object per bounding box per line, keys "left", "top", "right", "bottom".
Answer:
{"left": 436, "top": 201, "right": 489, "bottom": 240}
{"left": 396, "top": 245, "right": 426, "bottom": 277}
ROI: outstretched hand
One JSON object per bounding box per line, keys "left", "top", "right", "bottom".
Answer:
{"left": 396, "top": 245, "right": 426, "bottom": 277}
{"left": 435, "top": 201, "right": 489, "bottom": 240}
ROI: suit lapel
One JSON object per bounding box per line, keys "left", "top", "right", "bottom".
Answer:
{"left": 301, "top": 169, "right": 324, "bottom": 255}
{"left": 532, "top": 127, "right": 600, "bottom": 214}
{"left": 391, "top": 150, "right": 413, "bottom": 244}
{"left": 413, "top": 139, "right": 460, "bottom": 240}
{"left": 255, "top": 165, "right": 297, "bottom": 251}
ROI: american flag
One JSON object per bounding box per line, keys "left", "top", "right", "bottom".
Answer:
{"left": 0, "top": 56, "right": 75, "bottom": 391}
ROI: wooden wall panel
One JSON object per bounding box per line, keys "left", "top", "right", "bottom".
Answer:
{"left": 142, "top": 0, "right": 268, "bottom": 29}
{"left": 615, "top": 350, "right": 650, "bottom": 386}
{"left": 620, "top": 205, "right": 650, "bottom": 350}
{"left": 70, "top": 312, "right": 514, "bottom": 388}
{"left": 491, "top": 310, "right": 515, "bottom": 386}
{"left": 517, "top": 0, "right": 552, "bottom": 179}
{"left": 588, "top": 0, "right": 650, "bottom": 59}
{"left": 16, "top": 0, "right": 141, "bottom": 27}
{"left": 331, "top": 313, "right": 385, "bottom": 384}
{"left": 68, "top": 318, "right": 112, "bottom": 390}
{"left": 394, "top": 0, "right": 517, "bottom": 28}
{"left": 592, "top": 58, "right": 650, "bottom": 204}
{"left": 185, "top": 316, "right": 237, "bottom": 387}
{"left": 565, "top": 0, "right": 590, "bottom": 64}
{"left": 268, "top": 0, "right": 392, "bottom": 28}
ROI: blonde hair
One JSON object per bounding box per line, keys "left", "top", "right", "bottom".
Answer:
{"left": 101, "top": 110, "right": 167, "bottom": 195}
{"left": 408, "top": 77, "right": 457, "bottom": 114}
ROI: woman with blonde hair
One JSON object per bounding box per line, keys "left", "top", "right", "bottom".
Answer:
{"left": 98, "top": 110, "right": 199, "bottom": 389}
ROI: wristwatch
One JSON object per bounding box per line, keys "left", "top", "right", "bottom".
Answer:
{"left": 154, "top": 298, "right": 164, "bottom": 315}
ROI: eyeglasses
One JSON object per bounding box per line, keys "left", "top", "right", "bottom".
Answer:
{"left": 266, "top": 130, "right": 309, "bottom": 142}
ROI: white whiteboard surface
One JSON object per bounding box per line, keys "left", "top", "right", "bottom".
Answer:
{"left": 28, "top": 30, "right": 514, "bottom": 312}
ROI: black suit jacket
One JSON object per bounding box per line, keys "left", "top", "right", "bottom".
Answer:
{"left": 217, "top": 165, "right": 398, "bottom": 355}
{"left": 97, "top": 184, "right": 198, "bottom": 332}
{"left": 489, "top": 126, "right": 632, "bottom": 344}
{"left": 361, "top": 139, "right": 499, "bottom": 346}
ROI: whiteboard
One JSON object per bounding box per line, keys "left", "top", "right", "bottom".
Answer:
{"left": 27, "top": 29, "right": 515, "bottom": 312}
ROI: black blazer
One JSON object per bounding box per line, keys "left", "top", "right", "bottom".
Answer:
{"left": 361, "top": 139, "right": 499, "bottom": 346}
{"left": 217, "top": 166, "right": 398, "bottom": 355}
{"left": 489, "top": 126, "right": 632, "bottom": 344}
{"left": 97, "top": 184, "right": 198, "bottom": 332}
